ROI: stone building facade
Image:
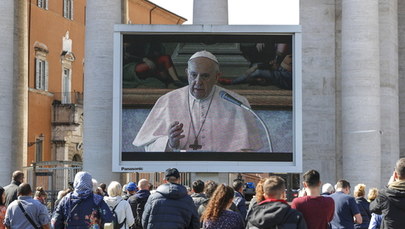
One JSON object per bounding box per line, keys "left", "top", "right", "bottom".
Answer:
{"left": 0, "top": 0, "right": 185, "bottom": 186}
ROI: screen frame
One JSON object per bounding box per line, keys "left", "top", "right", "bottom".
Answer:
{"left": 112, "top": 24, "right": 302, "bottom": 173}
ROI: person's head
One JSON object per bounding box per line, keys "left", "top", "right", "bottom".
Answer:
{"left": 204, "top": 180, "right": 218, "bottom": 198}
{"left": 107, "top": 181, "right": 122, "bottom": 197}
{"left": 164, "top": 168, "right": 180, "bottom": 183}
{"left": 92, "top": 179, "right": 98, "bottom": 193}
{"left": 353, "top": 183, "right": 366, "bottom": 198}
{"left": 73, "top": 171, "right": 93, "bottom": 198}
{"left": 126, "top": 182, "right": 137, "bottom": 194}
{"left": 138, "top": 179, "right": 149, "bottom": 190}
{"left": 394, "top": 158, "right": 405, "bottom": 180}
{"left": 95, "top": 187, "right": 104, "bottom": 196}
{"left": 185, "top": 185, "right": 192, "bottom": 195}
{"left": 254, "top": 178, "right": 267, "bottom": 203}
{"left": 335, "top": 179, "right": 351, "bottom": 194}
{"left": 192, "top": 180, "right": 205, "bottom": 194}
{"left": 201, "top": 184, "right": 235, "bottom": 222}
{"left": 186, "top": 50, "right": 221, "bottom": 100}
{"left": 99, "top": 183, "right": 107, "bottom": 192}
{"left": 367, "top": 188, "right": 378, "bottom": 202}
{"left": 148, "top": 183, "right": 154, "bottom": 191}
{"left": 263, "top": 176, "right": 286, "bottom": 200}
{"left": 17, "top": 183, "right": 32, "bottom": 196}
{"left": 34, "top": 186, "right": 47, "bottom": 204}
{"left": 57, "top": 188, "right": 72, "bottom": 200}
{"left": 0, "top": 186, "right": 5, "bottom": 206}
{"left": 122, "top": 184, "right": 128, "bottom": 195}
{"left": 232, "top": 180, "right": 244, "bottom": 193}
{"left": 322, "top": 183, "right": 335, "bottom": 194}
{"left": 303, "top": 170, "right": 321, "bottom": 188}
{"left": 12, "top": 170, "right": 24, "bottom": 183}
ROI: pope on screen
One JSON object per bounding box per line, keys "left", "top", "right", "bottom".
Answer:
{"left": 133, "top": 50, "right": 263, "bottom": 152}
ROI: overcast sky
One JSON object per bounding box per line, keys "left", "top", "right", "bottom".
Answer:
{"left": 148, "top": 0, "right": 299, "bottom": 25}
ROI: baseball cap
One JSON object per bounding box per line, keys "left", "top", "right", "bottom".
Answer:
{"left": 126, "top": 182, "right": 137, "bottom": 191}
{"left": 165, "top": 168, "right": 180, "bottom": 179}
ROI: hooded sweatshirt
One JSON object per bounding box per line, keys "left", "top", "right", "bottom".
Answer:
{"left": 142, "top": 183, "right": 199, "bottom": 229}
{"left": 51, "top": 172, "right": 113, "bottom": 228}
{"left": 104, "top": 195, "right": 135, "bottom": 229}
{"left": 246, "top": 199, "right": 307, "bottom": 229}
{"left": 370, "top": 180, "right": 405, "bottom": 229}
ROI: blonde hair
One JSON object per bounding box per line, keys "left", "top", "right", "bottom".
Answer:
{"left": 354, "top": 183, "right": 366, "bottom": 198}
{"left": 107, "top": 181, "right": 122, "bottom": 197}
{"left": 255, "top": 178, "right": 267, "bottom": 203}
{"left": 367, "top": 188, "right": 378, "bottom": 202}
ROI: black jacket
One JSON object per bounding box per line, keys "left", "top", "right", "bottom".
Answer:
{"left": 370, "top": 180, "right": 405, "bottom": 229}
{"left": 128, "top": 189, "right": 150, "bottom": 229}
{"left": 142, "top": 183, "right": 199, "bottom": 229}
{"left": 4, "top": 181, "right": 21, "bottom": 207}
{"left": 246, "top": 200, "right": 307, "bottom": 229}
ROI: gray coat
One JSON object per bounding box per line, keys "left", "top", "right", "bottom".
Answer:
{"left": 190, "top": 193, "right": 207, "bottom": 210}
{"left": 4, "top": 181, "right": 21, "bottom": 207}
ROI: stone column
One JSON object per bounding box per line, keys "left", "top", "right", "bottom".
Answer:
{"left": 300, "top": 0, "right": 338, "bottom": 184}
{"left": 12, "top": 0, "right": 28, "bottom": 170}
{"left": 0, "top": 0, "right": 14, "bottom": 185}
{"left": 399, "top": 0, "right": 405, "bottom": 158}
{"left": 379, "top": 0, "right": 399, "bottom": 185}
{"left": 341, "top": 0, "right": 381, "bottom": 188}
{"left": 121, "top": 0, "right": 128, "bottom": 24}
{"left": 83, "top": 0, "right": 121, "bottom": 183}
{"left": 192, "top": 0, "right": 229, "bottom": 183}
{"left": 193, "top": 0, "right": 228, "bottom": 25}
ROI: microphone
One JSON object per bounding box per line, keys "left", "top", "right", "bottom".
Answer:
{"left": 219, "top": 90, "right": 273, "bottom": 152}
{"left": 219, "top": 91, "right": 250, "bottom": 111}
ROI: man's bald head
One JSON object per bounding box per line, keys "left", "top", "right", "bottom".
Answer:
{"left": 138, "top": 179, "right": 149, "bottom": 190}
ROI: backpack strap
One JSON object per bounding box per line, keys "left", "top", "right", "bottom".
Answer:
{"left": 17, "top": 201, "right": 41, "bottom": 229}
{"left": 112, "top": 199, "right": 121, "bottom": 212}
{"left": 65, "top": 194, "right": 84, "bottom": 226}
{"left": 112, "top": 199, "right": 126, "bottom": 226}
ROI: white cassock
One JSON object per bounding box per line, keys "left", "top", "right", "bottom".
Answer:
{"left": 133, "top": 85, "right": 263, "bottom": 152}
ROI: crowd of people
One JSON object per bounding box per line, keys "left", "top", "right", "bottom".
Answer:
{"left": 0, "top": 158, "right": 404, "bottom": 228}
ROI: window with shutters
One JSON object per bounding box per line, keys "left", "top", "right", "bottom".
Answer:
{"left": 37, "top": 0, "right": 48, "bottom": 10}
{"left": 63, "top": 0, "right": 74, "bottom": 20}
{"left": 35, "top": 58, "right": 48, "bottom": 91}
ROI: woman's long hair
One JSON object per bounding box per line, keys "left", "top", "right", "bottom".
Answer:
{"left": 201, "top": 184, "right": 234, "bottom": 222}
{"left": 255, "top": 178, "right": 266, "bottom": 203}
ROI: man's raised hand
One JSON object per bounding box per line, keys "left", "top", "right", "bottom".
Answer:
{"left": 168, "top": 121, "right": 185, "bottom": 149}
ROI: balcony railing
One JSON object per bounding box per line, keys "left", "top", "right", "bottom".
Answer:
{"left": 53, "top": 91, "right": 83, "bottom": 105}
{"left": 52, "top": 92, "right": 83, "bottom": 125}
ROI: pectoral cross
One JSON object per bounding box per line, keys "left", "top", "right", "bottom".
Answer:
{"left": 189, "top": 138, "right": 202, "bottom": 150}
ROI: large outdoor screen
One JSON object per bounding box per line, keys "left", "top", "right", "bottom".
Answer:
{"left": 112, "top": 25, "right": 302, "bottom": 173}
